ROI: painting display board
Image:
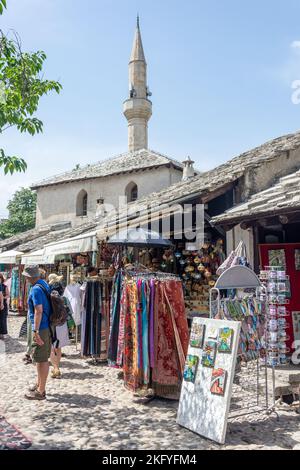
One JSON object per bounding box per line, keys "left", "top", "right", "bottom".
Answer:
{"left": 177, "top": 317, "right": 241, "bottom": 444}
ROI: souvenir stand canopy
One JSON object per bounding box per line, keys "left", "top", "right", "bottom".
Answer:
{"left": 209, "top": 265, "right": 274, "bottom": 419}
{"left": 107, "top": 227, "right": 174, "bottom": 248}
{"left": 21, "top": 249, "right": 47, "bottom": 266}
{"left": 0, "top": 250, "right": 23, "bottom": 265}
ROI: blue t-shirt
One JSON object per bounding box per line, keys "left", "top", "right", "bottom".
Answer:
{"left": 28, "top": 280, "right": 51, "bottom": 330}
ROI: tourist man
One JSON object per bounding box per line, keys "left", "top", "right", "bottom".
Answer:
{"left": 22, "top": 265, "right": 52, "bottom": 400}
{"left": 86, "top": 266, "right": 98, "bottom": 277}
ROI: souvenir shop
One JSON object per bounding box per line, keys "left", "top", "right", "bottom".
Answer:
{"left": 94, "top": 228, "right": 189, "bottom": 398}
{"left": 0, "top": 250, "right": 25, "bottom": 312}
{"left": 83, "top": 217, "right": 224, "bottom": 398}
{"left": 213, "top": 204, "right": 300, "bottom": 361}
{"left": 96, "top": 220, "right": 226, "bottom": 322}
{"left": 42, "top": 232, "right": 117, "bottom": 360}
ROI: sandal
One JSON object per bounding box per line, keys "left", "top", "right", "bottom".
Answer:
{"left": 24, "top": 390, "right": 46, "bottom": 401}
{"left": 51, "top": 369, "right": 62, "bottom": 379}
{"left": 23, "top": 354, "right": 32, "bottom": 365}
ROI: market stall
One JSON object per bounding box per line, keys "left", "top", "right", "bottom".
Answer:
{"left": 103, "top": 228, "right": 189, "bottom": 399}
{"left": 43, "top": 230, "right": 98, "bottom": 284}
{"left": 0, "top": 250, "right": 24, "bottom": 312}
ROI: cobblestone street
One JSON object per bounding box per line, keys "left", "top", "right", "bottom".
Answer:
{"left": 0, "top": 316, "right": 299, "bottom": 451}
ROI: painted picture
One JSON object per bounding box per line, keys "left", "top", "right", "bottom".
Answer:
{"left": 201, "top": 341, "right": 217, "bottom": 368}
{"left": 210, "top": 368, "right": 227, "bottom": 396}
{"left": 183, "top": 355, "right": 199, "bottom": 383}
{"left": 292, "top": 311, "right": 300, "bottom": 342}
{"left": 268, "top": 249, "right": 286, "bottom": 269}
{"left": 295, "top": 250, "right": 300, "bottom": 271}
{"left": 218, "top": 327, "right": 234, "bottom": 353}
{"left": 207, "top": 326, "right": 218, "bottom": 340}
{"left": 190, "top": 323, "right": 205, "bottom": 348}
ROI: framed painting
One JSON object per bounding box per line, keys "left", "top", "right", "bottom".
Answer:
{"left": 190, "top": 323, "right": 205, "bottom": 348}
{"left": 183, "top": 355, "right": 199, "bottom": 383}
{"left": 210, "top": 368, "right": 227, "bottom": 396}
{"left": 218, "top": 327, "right": 234, "bottom": 353}
{"left": 268, "top": 249, "right": 286, "bottom": 269}
{"left": 201, "top": 341, "right": 217, "bottom": 368}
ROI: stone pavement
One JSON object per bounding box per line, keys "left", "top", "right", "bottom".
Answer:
{"left": 0, "top": 316, "right": 299, "bottom": 450}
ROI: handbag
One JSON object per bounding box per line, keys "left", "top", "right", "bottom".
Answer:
{"left": 217, "top": 241, "right": 248, "bottom": 275}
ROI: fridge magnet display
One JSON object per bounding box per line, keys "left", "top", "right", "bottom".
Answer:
{"left": 190, "top": 323, "right": 206, "bottom": 348}
{"left": 183, "top": 355, "right": 199, "bottom": 383}
{"left": 201, "top": 341, "right": 217, "bottom": 368}
{"left": 210, "top": 368, "right": 227, "bottom": 396}
{"left": 218, "top": 327, "right": 234, "bottom": 353}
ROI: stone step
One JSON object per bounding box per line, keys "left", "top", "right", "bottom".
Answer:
{"left": 289, "top": 373, "right": 300, "bottom": 385}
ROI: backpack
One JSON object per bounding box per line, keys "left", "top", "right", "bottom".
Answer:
{"left": 36, "top": 283, "right": 68, "bottom": 327}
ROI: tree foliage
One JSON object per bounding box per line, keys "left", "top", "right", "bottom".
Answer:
{"left": 0, "top": 1, "right": 62, "bottom": 174}
{"left": 0, "top": 1, "right": 6, "bottom": 15}
{"left": 0, "top": 187, "right": 37, "bottom": 239}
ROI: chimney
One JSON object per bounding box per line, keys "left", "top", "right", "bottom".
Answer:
{"left": 182, "top": 156, "right": 195, "bottom": 180}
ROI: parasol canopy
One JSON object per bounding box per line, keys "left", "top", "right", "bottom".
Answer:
{"left": 107, "top": 227, "right": 173, "bottom": 248}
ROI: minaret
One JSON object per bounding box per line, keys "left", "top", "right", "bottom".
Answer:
{"left": 123, "top": 16, "right": 152, "bottom": 152}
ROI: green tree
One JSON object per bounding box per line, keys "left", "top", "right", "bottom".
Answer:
{"left": 0, "top": 1, "right": 6, "bottom": 15}
{"left": 0, "top": 1, "right": 62, "bottom": 174}
{"left": 0, "top": 187, "right": 37, "bottom": 239}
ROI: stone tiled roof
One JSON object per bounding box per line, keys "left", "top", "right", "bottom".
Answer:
{"left": 31, "top": 149, "right": 184, "bottom": 189}
{"left": 211, "top": 169, "right": 300, "bottom": 225}
{"left": 0, "top": 226, "right": 52, "bottom": 252}
{"left": 94, "top": 130, "right": 300, "bottom": 234}
{"left": 0, "top": 221, "right": 94, "bottom": 253}
{"left": 3, "top": 130, "right": 300, "bottom": 253}
{"left": 18, "top": 221, "right": 97, "bottom": 253}
{"left": 99, "top": 131, "right": 300, "bottom": 216}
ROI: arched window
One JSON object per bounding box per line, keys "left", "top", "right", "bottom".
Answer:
{"left": 125, "top": 182, "right": 138, "bottom": 203}
{"left": 76, "top": 190, "right": 88, "bottom": 216}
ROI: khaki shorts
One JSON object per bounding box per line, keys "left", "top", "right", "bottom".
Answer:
{"left": 32, "top": 328, "right": 52, "bottom": 364}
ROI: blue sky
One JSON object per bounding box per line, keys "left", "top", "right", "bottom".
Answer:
{"left": 1, "top": 0, "right": 300, "bottom": 215}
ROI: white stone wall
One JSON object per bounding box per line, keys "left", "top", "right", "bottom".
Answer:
{"left": 35, "top": 166, "right": 183, "bottom": 227}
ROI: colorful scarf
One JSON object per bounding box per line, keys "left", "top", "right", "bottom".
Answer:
{"left": 152, "top": 280, "right": 189, "bottom": 398}
{"left": 123, "top": 281, "right": 139, "bottom": 390}
{"left": 108, "top": 271, "right": 122, "bottom": 365}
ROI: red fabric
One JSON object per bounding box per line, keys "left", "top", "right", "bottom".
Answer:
{"left": 152, "top": 280, "right": 189, "bottom": 392}
{"left": 123, "top": 282, "right": 139, "bottom": 391}
{"left": 122, "top": 279, "right": 189, "bottom": 396}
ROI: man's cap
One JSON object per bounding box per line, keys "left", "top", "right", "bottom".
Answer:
{"left": 22, "top": 265, "right": 40, "bottom": 278}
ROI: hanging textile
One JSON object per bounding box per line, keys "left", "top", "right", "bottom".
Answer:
{"left": 152, "top": 279, "right": 188, "bottom": 398}
{"left": 10, "top": 267, "right": 20, "bottom": 311}
{"left": 108, "top": 271, "right": 189, "bottom": 398}
{"left": 219, "top": 296, "right": 266, "bottom": 362}
{"left": 108, "top": 270, "right": 123, "bottom": 366}
{"left": 81, "top": 278, "right": 112, "bottom": 360}
{"left": 63, "top": 283, "right": 82, "bottom": 325}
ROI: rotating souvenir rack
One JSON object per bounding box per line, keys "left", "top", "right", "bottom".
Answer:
{"left": 259, "top": 266, "right": 291, "bottom": 412}
{"left": 259, "top": 267, "right": 290, "bottom": 368}
{"left": 209, "top": 265, "right": 275, "bottom": 419}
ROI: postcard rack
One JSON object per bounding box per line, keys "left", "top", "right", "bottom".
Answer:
{"left": 209, "top": 265, "right": 276, "bottom": 420}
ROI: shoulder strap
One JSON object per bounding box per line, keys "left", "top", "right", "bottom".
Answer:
{"left": 35, "top": 283, "right": 51, "bottom": 302}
